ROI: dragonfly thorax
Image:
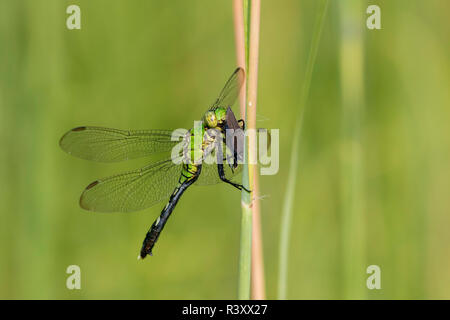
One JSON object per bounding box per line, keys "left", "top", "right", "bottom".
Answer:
{"left": 185, "top": 121, "right": 222, "bottom": 166}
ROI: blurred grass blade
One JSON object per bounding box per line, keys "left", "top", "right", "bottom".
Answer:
{"left": 339, "top": 0, "right": 366, "bottom": 299}
{"left": 277, "top": 0, "right": 329, "bottom": 300}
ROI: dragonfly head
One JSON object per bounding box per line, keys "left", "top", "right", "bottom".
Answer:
{"left": 203, "top": 107, "right": 227, "bottom": 129}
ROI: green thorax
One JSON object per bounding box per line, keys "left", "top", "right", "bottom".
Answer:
{"left": 180, "top": 106, "right": 229, "bottom": 183}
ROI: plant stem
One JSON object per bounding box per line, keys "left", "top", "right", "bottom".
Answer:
{"left": 277, "top": 0, "right": 329, "bottom": 300}
{"left": 234, "top": 0, "right": 251, "bottom": 300}
{"left": 238, "top": 199, "right": 252, "bottom": 300}
{"left": 246, "top": 0, "right": 265, "bottom": 300}
{"left": 251, "top": 171, "right": 265, "bottom": 300}
{"left": 235, "top": 0, "right": 261, "bottom": 300}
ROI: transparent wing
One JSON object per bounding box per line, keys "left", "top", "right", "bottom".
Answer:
{"left": 80, "top": 158, "right": 182, "bottom": 213}
{"left": 196, "top": 146, "right": 243, "bottom": 186}
{"left": 60, "top": 126, "right": 185, "bottom": 162}
{"left": 197, "top": 163, "right": 243, "bottom": 186}
{"left": 212, "top": 68, "right": 245, "bottom": 109}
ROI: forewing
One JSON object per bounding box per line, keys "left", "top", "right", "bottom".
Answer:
{"left": 60, "top": 126, "right": 184, "bottom": 162}
{"left": 80, "top": 159, "right": 182, "bottom": 212}
{"left": 212, "top": 68, "right": 245, "bottom": 109}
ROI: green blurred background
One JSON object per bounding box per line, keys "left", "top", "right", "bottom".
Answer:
{"left": 0, "top": 0, "right": 449, "bottom": 299}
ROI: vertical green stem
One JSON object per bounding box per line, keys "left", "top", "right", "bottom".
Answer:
{"left": 237, "top": 0, "right": 252, "bottom": 300}
{"left": 238, "top": 196, "right": 252, "bottom": 299}
{"left": 238, "top": 0, "right": 259, "bottom": 300}
{"left": 277, "top": 0, "right": 329, "bottom": 300}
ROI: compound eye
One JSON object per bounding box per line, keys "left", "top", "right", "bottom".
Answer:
{"left": 215, "top": 107, "right": 227, "bottom": 122}
{"left": 204, "top": 111, "right": 217, "bottom": 128}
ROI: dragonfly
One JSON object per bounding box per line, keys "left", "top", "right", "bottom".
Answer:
{"left": 60, "top": 68, "right": 249, "bottom": 259}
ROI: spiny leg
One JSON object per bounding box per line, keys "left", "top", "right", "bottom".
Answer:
{"left": 217, "top": 163, "right": 251, "bottom": 193}
{"left": 216, "top": 135, "right": 250, "bottom": 192}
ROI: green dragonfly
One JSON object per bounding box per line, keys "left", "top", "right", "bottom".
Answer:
{"left": 60, "top": 68, "right": 248, "bottom": 259}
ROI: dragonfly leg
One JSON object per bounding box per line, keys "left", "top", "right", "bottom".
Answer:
{"left": 217, "top": 163, "right": 251, "bottom": 193}
{"left": 139, "top": 166, "right": 201, "bottom": 259}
